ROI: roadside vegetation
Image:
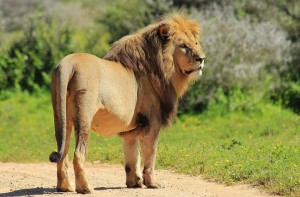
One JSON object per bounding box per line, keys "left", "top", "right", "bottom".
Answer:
{"left": 0, "top": 0, "right": 299, "bottom": 196}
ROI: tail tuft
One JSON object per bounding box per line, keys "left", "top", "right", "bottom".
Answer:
{"left": 49, "top": 151, "right": 62, "bottom": 163}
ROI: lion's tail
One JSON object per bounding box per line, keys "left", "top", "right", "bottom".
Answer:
{"left": 49, "top": 62, "right": 73, "bottom": 163}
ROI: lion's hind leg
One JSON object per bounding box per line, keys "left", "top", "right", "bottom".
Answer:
{"left": 56, "top": 140, "right": 73, "bottom": 192}
{"left": 122, "top": 133, "right": 143, "bottom": 188}
{"left": 54, "top": 106, "right": 74, "bottom": 192}
{"left": 72, "top": 92, "right": 97, "bottom": 194}
{"left": 73, "top": 118, "right": 93, "bottom": 194}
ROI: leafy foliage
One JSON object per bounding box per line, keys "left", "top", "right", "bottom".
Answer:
{"left": 99, "top": 0, "right": 171, "bottom": 43}
{"left": 181, "top": 5, "right": 291, "bottom": 113}
{"left": 0, "top": 0, "right": 299, "bottom": 113}
{"left": 0, "top": 13, "right": 74, "bottom": 91}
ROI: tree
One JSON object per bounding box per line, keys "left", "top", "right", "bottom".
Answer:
{"left": 99, "top": 0, "right": 171, "bottom": 43}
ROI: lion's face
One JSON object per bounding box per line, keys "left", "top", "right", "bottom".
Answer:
{"left": 173, "top": 30, "right": 205, "bottom": 78}
{"left": 158, "top": 16, "right": 205, "bottom": 79}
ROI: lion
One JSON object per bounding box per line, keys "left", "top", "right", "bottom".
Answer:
{"left": 49, "top": 13, "right": 205, "bottom": 194}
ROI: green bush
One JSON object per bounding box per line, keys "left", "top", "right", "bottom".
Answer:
{"left": 100, "top": 0, "right": 170, "bottom": 43}
{"left": 181, "top": 5, "right": 291, "bottom": 113}
{"left": 0, "top": 13, "right": 75, "bottom": 92}
{"left": 282, "top": 82, "right": 300, "bottom": 114}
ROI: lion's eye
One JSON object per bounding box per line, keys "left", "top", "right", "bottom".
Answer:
{"left": 179, "top": 44, "right": 191, "bottom": 55}
{"left": 179, "top": 44, "right": 188, "bottom": 48}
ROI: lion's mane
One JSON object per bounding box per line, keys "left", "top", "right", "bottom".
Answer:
{"left": 104, "top": 14, "right": 199, "bottom": 126}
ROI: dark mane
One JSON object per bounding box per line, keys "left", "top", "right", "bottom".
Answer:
{"left": 103, "top": 23, "right": 177, "bottom": 126}
{"left": 103, "top": 24, "right": 165, "bottom": 80}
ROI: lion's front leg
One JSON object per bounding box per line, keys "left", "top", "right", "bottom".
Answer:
{"left": 122, "top": 134, "right": 143, "bottom": 188}
{"left": 139, "top": 124, "right": 164, "bottom": 188}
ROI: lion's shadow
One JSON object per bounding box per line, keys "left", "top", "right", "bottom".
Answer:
{"left": 0, "top": 187, "right": 56, "bottom": 197}
{"left": 0, "top": 186, "right": 126, "bottom": 196}
{"left": 94, "top": 186, "right": 124, "bottom": 191}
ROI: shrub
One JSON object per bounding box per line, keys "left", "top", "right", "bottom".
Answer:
{"left": 180, "top": 5, "right": 291, "bottom": 113}
{"left": 0, "top": 13, "right": 74, "bottom": 92}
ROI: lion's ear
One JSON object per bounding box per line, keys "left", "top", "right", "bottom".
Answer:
{"left": 158, "top": 23, "right": 170, "bottom": 42}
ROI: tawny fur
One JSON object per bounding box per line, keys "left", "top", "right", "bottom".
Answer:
{"left": 49, "top": 13, "right": 205, "bottom": 194}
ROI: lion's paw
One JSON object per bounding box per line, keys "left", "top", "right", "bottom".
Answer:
{"left": 126, "top": 182, "right": 144, "bottom": 188}
{"left": 56, "top": 181, "right": 74, "bottom": 192}
{"left": 126, "top": 176, "right": 144, "bottom": 188}
{"left": 57, "top": 187, "right": 74, "bottom": 192}
{"left": 75, "top": 187, "right": 93, "bottom": 194}
{"left": 144, "top": 181, "right": 166, "bottom": 189}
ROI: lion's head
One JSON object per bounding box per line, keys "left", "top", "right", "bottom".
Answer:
{"left": 104, "top": 13, "right": 205, "bottom": 83}
{"left": 158, "top": 14, "right": 205, "bottom": 80}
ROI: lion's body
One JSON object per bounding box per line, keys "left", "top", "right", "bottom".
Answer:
{"left": 50, "top": 14, "right": 205, "bottom": 193}
{"left": 53, "top": 54, "right": 138, "bottom": 136}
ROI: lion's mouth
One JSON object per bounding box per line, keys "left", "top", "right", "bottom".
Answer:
{"left": 184, "top": 63, "right": 203, "bottom": 75}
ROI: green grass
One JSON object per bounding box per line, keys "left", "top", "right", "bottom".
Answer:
{"left": 158, "top": 110, "right": 300, "bottom": 196}
{"left": 0, "top": 92, "right": 299, "bottom": 196}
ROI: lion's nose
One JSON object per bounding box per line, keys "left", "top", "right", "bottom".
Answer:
{"left": 195, "top": 56, "right": 205, "bottom": 63}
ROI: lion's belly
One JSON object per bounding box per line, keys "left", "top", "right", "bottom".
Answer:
{"left": 91, "top": 109, "right": 136, "bottom": 136}
{"left": 91, "top": 60, "right": 138, "bottom": 136}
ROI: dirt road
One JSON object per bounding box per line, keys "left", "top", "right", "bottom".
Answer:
{"left": 0, "top": 163, "right": 275, "bottom": 197}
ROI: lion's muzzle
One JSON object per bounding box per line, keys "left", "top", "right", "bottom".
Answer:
{"left": 185, "top": 61, "right": 204, "bottom": 75}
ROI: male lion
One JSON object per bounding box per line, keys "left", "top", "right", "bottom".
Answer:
{"left": 49, "top": 14, "right": 205, "bottom": 194}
